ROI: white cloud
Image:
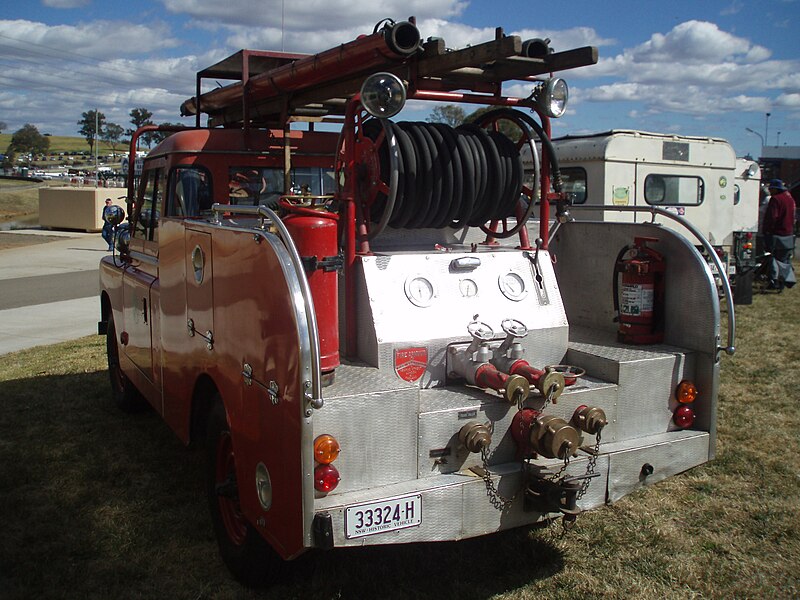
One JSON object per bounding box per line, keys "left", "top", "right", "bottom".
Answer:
{"left": 0, "top": 19, "right": 180, "bottom": 60}
{"left": 776, "top": 93, "right": 800, "bottom": 108}
{"left": 628, "top": 20, "right": 770, "bottom": 64}
{"left": 160, "top": 0, "right": 466, "bottom": 30}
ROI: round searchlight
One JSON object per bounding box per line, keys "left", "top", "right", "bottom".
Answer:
{"left": 361, "top": 72, "right": 406, "bottom": 118}
{"left": 534, "top": 77, "right": 569, "bottom": 118}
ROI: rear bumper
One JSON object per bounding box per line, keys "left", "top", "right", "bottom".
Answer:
{"left": 312, "top": 430, "right": 709, "bottom": 548}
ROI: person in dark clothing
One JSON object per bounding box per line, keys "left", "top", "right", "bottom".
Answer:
{"left": 763, "top": 179, "right": 796, "bottom": 289}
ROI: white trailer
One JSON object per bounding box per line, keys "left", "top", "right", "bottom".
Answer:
{"left": 550, "top": 131, "right": 760, "bottom": 297}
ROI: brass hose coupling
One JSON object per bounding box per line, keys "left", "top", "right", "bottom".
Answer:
{"left": 530, "top": 414, "right": 582, "bottom": 459}
{"left": 572, "top": 405, "right": 608, "bottom": 435}
{"left": 459, "top": 421, "right": 492, "bottom": 454}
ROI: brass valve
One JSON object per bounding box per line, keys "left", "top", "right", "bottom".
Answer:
{"left": 572, "top": 405, "right": 608, "bottom": 435}
{"left": 530, "top": 415, "right": 581, "bottom": 460}
{"left": 459, "top": 422, "right": 492, "bottom": 454}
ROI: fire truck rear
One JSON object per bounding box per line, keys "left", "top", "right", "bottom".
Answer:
{"left": 98, "top": 18, "right": 733, "bottom": 585}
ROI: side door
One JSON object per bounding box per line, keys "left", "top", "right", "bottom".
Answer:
{"left": 122, "top": 165, "right": 164, "bottom": 410}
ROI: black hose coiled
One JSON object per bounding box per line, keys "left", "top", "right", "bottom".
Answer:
{"left": 366, "top": 120, "right": 524, "bottom": 229}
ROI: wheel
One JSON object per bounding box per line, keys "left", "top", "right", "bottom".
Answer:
{"left": 473, "top": 109, "right": 542, "bottom": 239}
{"left": 206, "top": 399, "right": 281, "bottom": 587}
{"left": 105, "top": 313, "right": 146, "bottom": 412}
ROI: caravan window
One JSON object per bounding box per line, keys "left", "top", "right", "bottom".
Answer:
{"left": 644, "top": 174, "right": 704, "bottom": 206}
{"left": 560, "top": 167, "right": 587, "bottom": 204}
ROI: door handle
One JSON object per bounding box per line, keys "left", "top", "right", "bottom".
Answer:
{"left": 141, "top": 297, "right": 148, "bottom": 324}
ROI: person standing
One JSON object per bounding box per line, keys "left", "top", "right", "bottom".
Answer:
{"left": 101, "top": 198, "right": 115, "bottom": 251}
{"left": 763, "top": 179, "right": 796, "bottom": 289}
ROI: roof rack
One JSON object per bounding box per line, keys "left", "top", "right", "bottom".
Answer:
{"left": 181, "top": 18, "right": 597, "bottom": 128}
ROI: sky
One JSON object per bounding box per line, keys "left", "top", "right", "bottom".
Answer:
{"left": 1, "top": 0, "right": 799, "bottom": 158}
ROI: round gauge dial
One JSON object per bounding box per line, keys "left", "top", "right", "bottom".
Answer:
{"left": 405, "top": 275, "right": 436, "bottom": 307}
{"left": 459, "top": 278, "right": 478, "bottom": 298}
{"left": 498, "top": 271, "right": 527, "bottom": 301}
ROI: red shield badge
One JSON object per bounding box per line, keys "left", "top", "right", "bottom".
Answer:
{"left": 394, "top": 347, "right": 428, "bottom": 382}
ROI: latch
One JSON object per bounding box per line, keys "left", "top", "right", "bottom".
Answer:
{"left": 523, "top": 239, "right": 550, "bottom": 306}
{"left": 242, "top": 363, "right": 280, "bottom": 405}
{"left": 187, "top": 318, "right": 214, "bottom": 350}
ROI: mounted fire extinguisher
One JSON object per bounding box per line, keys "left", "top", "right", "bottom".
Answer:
{"left": 281, "top": 199, "right": 342, "bottom": 376}
{"left": 613, "top": 236, "right": 666, "bottom": 344}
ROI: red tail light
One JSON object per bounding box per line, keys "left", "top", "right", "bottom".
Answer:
{"left": 314, "top": 464, "right": 340, "bottom": 493}
{"left": 673, "top": 405, "right": 695, "bottom": 428}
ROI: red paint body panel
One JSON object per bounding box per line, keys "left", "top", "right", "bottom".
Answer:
{"left": 102, "top": 127, "right": 338, "bottom": 557}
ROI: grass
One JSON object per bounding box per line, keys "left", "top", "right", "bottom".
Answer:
{"left": 0, "top": 179, "right": 49, "bottom": 222}
{"left": 0, "top": 285, "right": 799, "bottom": 599}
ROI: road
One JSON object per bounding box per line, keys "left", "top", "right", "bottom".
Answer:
{"left": 0, "top": 230, "right": 104, "bottom": 356}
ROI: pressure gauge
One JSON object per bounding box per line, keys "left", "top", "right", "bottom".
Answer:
{"left": 405, "top": 275, "right": 436, "bottom": 307}
{"left": 498, "top": 271, "right": 527, "bottom": 301}
{"left": 459, "top": 278, "right": 478, "bottom": 298}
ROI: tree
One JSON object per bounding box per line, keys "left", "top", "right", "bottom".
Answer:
{"left": 77, "top": 110, "right": 107, "bottom": 154}
{"left": 1, "top": 148, "right": 15, "bottom": 172}
{"left": 129, "top": 107, "right": 155, "bottom": 148}
{"left": 465, "top": 106, "right": 521, "bottom": 141}
{"left": 0, "top": 121, "right": 7, "bottom": 134}
{"left": 9, "top": 124, "right": 50, "bottom": 164}
{"left": 102, "top": 122, "right": 126, "bottom": 157}
{"left": 426, "top": 105, "right": 467, "bottom": 128}
{"left": 149, "top": 122, "right": 186, "bottom": 146}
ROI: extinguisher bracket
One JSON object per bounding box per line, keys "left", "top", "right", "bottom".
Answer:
{"left": 301, "top": 252, "right": 344, "bottom": 273}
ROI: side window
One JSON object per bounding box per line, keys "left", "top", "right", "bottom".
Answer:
{"left": 734, "top": 184, "right": 741, "bottom": 206}
{"left": 229, "top": 167, "right": 283, "bottom": 206}
{"left": 644, "top": 174, "right": 704, "bottom": 206}
{"left": 133, "top": 168, "right": 163, "bottom": 241}
{"left": 168, "top": 166, "right": 212, "bottom": 217}
{"left": 559, "top": 167, "right": 587, "bottom": 204}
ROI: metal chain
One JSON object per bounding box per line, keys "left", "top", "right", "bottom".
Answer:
{"left": 577, "top": 428, "right": 602, "bottom": 499}
{"left": 480, "top": 446, "right": 515, "bottom": 511}
{"left": 546, "top": 449, "right": 571, "bottom": 482}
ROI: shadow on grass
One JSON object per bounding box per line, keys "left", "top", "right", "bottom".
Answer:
{"left": 0, "top": 369, "right": 566, "bottom": 600}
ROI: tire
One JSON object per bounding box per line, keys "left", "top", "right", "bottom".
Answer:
{"left": 105, "top": 313, "right": 146, "bottom": 412}
{"left": 206, "top": 399, "right": 282, "bottom": 587}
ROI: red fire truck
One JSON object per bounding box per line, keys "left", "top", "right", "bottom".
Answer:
{"left": 99, "top": 17, "right": 735, "bottom": 585}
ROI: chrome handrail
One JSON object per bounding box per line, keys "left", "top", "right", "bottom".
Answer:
{"left": 566, "top": 205, "right": 735, "bottom": 357}
{"left": 210, "top": 203, "right": 323, "bottom": 403}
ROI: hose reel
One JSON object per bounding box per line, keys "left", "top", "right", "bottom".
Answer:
{"left": 351, "top": 108, "right": 551, "bottom": 239}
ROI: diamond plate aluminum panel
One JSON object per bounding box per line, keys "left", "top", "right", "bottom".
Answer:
{"left": 606, "top": 431, "right": 709, "bottom": 503}
{"left": 417, "top": 389, "right": 518, "bottom": 478}
{"left": 355, "top": 250, "right": 569, "bottom": 380}
{"left": 314, "top": 364, "right": 420, "bottom": 494}
{"left": 563, "top": 329, "right": 696, "bottom": 439}
{"left": 315, "top": 464, "right": 549, "bottom": 547}
{"left": 550, "top": 221, "right": 720, "bottom": 356}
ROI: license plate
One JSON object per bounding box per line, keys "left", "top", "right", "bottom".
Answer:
{"left": 344, "top": 494, "right": 422, "bottom": 539}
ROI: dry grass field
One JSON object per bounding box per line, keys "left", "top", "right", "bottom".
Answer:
{"left": 0, "top": 283, "right": 798, "bottom": 599}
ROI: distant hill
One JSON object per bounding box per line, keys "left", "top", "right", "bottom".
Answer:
{"left": 0, "top": 134, "right": 128, "bottom": 155}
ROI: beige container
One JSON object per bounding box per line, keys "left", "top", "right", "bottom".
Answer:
{"left": 38, "top": 187, "right": 116, "bottom": 232}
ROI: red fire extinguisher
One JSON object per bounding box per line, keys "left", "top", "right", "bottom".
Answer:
{"left": 281, "top": 200, "right": 342, "bottom": 375}
{"left": 613, "top": 237, "right": 666, "bottom": 344}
